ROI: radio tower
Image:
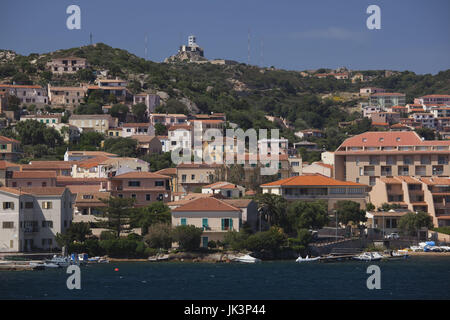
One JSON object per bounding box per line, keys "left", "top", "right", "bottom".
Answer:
{"left": 90, "top": 33, "right": 93, "bottom": 45}
{"left": 260, "top": 37, "right": 264, "bottom": 67}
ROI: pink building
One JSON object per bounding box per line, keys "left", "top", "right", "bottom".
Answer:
{"left": 7, "top": 171, "right": 57, "bottom": 188}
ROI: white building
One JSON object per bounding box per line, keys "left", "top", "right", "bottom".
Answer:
{"left": 168, "top": 124, "right": 192, "bottom": 152}
{"left": 258, "top": 138, "right": 289, "bottom": 155}
{"left": 201, "top": 181, "right": 245, "bottom": 198}
{"left": 0, "top": 84, "right": 48, "bottom": 106}
{"left": 0, "top": 187, "right": 73, "bottom": 252}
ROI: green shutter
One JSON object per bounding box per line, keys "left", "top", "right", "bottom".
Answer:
{"left": 229, "top": 218, "right": 233, "bottom": 230}
{"left": 202, "top": 218, "right": 208, "bottom": 229}
{"left": 181, "top": 218, "right": 186, "bottom": 226}
{"left": 221, "top": 218, "right": 225, "bottom": 230}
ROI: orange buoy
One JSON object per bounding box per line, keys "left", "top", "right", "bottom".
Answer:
{"left": 114, "top": 268, "right": 119, "bottom": 272}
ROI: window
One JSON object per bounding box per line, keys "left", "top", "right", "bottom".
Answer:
{"left": 131, "top": 194, "right": 137, "bottom": 199}
{"left": 2, "top": 222, "right": 14, "bottom": 229}
{"left": 182, "top": 174, "right": 186, "bottom": 182}
{"left": 155, "top": 181, "right": 164, "bottom": 187}
{"left": 128, "top": 181, "right": 140, "bottom": 187}
{"left": 181, "top": 218, "right": 187, "bottom": 226}
{"left": 25, "top": 202, "right": 33, "bottom": 209}
{"left": 221, "top": 218, "right": 233, "bottom": 231}
{"left": 146, "top": 194, "right": 151, "bottom": 201}
{"left": 3, "top": 202, "right": 14, "bottom": 209}
{"left": 42, "top": 182, "right": 47, "bottom": 187}
{"left": 42, "top": 201, "right": 53, "bottom": 209}
{"left": 191, "top": 174, "right": 195, "bottom": 180}
{"left": 42, "top": 221, "right": 53, "bottom": 228}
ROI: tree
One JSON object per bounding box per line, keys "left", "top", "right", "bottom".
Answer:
{"left": 144, "top": 223, "right": 172, "bottom": 249}
{"left": 154, "top": 123, "right": 167, "bottom": 136}
{"left": 245, "top": 226, "right": 288, "bottom": 253}
{"left": 109, "top": 104, "right": 129, "bottom": 122}
{"left": 255, "top": 193, "right": 288, "bottom": 229}
{"left": 103, "top": 137, "right": 137, "bottom": 157}
{"left": 78, "top": 131, "right": 104, "bottom": 149}
{"left": 55, "top": 222, "right": 92, "bottom": 247}
{"left": 5, "top": 95, "right": 21, "bottom": 111}
{"left": 132, "top": 103, "right": 147, "bottom": 122}
{"left": 172, "top": 225, "right": 203, "bottom": 251}
{"left": 398, "top": 211, "right": 433, "bottom": 237}
{"left": 287, "top": 201, "right": 328, "bottom": 234}
{"left": 336, "top": 200, "right": 367, "bottom": 226}
{"left": 228, "top": 164, "right": 245, "bottom": 186}
{"left": 131, "top": 202, "right": 171, "bottom": 234}
{"left": 140, "top": 152, "right": 174, "bottom": 172}
{"left": 97, "top": 197, "right": 136, "bottom": 238}
{"left": 415, "top": 127, "right": 436, "bottom": 141}
{"left": 14, "top": 120, "right": 63, "bottom": 147}
{"left": 74, "top": 104, "right": 103, "bottom": 115}
{"left": 76, "top": 68, "right": 96, "bottom": 82}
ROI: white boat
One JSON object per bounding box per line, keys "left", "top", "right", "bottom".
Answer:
{"left": 29, "top": 262, "right": 60, "bottom": 269}
{"left": 353, "top": 252, "right": 383, "bottom": 261}
{"left": 391, "top": 250, "right": 409, "bottom": 258}
{"left": 295, "top": 255, "right": 321, "bottom": 263}
{"left": 234, "top": 254, "right": 261, "bottom": 263}
{"left": 410, "top": 246, "right": 423, "bottom": 252}
{"left": 45, "top": 255, "right": 70, "bottom": 267}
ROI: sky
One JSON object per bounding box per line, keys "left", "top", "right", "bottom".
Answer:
{"left": 1, "top": 0, "right": 449, "bottom": 74}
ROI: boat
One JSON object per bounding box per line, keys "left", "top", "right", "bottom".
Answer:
{"left": 352, "top": 252, "right": 383, "bottom": 261}
{"left": 410, "top": 246, "right": 423, "bottom": 252}
{"left": 87, "top": 256, "right": 110, "bottom": 264}
{"left": 295, "top": 255, "right": 321, "bottom": 263}
{"left": 45, "top": 255, "right": 70, "bottom": 267}
{"left": 233, "top": 254, "right": 261, "bottom": 263}
{"left": 391, "top": 250, "right": 409, "bottom": 259}
{"left": 29, "top": 262, "right": 60, "bottom": 269}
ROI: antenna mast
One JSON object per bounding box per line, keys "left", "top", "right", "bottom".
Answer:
{"left": 247, "top": 28, "right": 251, "bottom": 65}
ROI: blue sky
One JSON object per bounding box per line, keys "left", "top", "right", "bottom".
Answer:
{"left": 1, "top": 0, "right": 449, "bottom": 74}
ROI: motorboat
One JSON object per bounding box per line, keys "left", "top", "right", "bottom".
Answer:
{"left": 391, "top": 250, "right": 409, "bottom": 258}
{"left": 233, "top": 254, "right": 261, "bottom": 263}
{"left": 295, "top": 255, "right": 321, "bottom": 263}
{"left": 353, "top": 252, "right": 383, "bottom": 261}
{"left": 29, "top": 261, "right": 60, "bottom": 269}
{"left": 45, "top": 255, "right": 70, "bottom": 267}
{"left": 410, "top": 246, "right": 423, "bottom": 252}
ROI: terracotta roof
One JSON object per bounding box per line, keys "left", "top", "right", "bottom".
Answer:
{"left": 56, "top": 177, "right": 107, "bottom": 183}
{"left": 371, "top": 92, "right": 405, "bottom": 96}
{"left": 380, "top": 177, "right": 402, "bottom": 184}
{"left": 0, "top": 136, "right": 20, "bottom": 144}
{"left": 203, "top": 181, "right": 238, "bottom": 189}
{"left": 23, "top": 161, "right": 74, "bottom": 170}
{"left": 0, "top": 160, "right": 20, "bottom": 170}
{"left": 172, "top": 197, "right": 241, "bottom": 212}
{"left": 66, "top": 185, "right": 103, "bottom": 193}
{"left": 131, "top": 135, "right": 158, "bottom": 143}
{"left": 0, "top": 187, "right": 29, "bottom": 195}
{"left": 261, "top": 174, "right": 367, "bottom": 187}
{"left": 420, "top": 95, "right": 450, "bottom": 99}
{"left": 12, "top": 171, "right": 57, "bottom": 179}
{"left": 223, "top": 199, "right": 253, "bottom": 208}
{"left": 419, "top": 177, "right": 450, "bottom": 186}
{"left": 372, "top": 122, "right": 389, "bottom": 126}
{"left": 396, "top": 176, "right": 421, "bottom": 184}
{"left": 150, "top": 113, "right": 187, "bottom": 117}
{"left": 0, "top": 84, "right": 43, "bottom": 89}
{"left": 75, "top": 191, "right": 110, "bottom": 204}
{"left": 314, "top": 162, "right": 333, "bottom": 170}
{"left": 168, "top": 124, "right": 192, "bottom": 131}
{"left": 111, "top": 171, "right": 170, "bottom": 179}
{"left": 155, "top": 168, "right": 177, "bottom": 176}
{"left": 122, "top": 123, "right": 150, "bottom": 127}
{"left": 20, "top": 187, "right": 67, "bottom": 196}
{"left": 77, "top": 156, "right": 111, "bottom": 169}
{"left": 339, "top": 131, "right": 423, "bottom": 148}
{"left": 369, "top": 211, "right": 410, "bottom": 217}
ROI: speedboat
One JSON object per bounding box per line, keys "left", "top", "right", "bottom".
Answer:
{"left": 234, "top": 254, "right": 261, "bottom": 263}
{"left": 391, "top": 250, "right": 409, "bottom": 258}
{"left": 410, "top": 246, "right": 423, "bottom": 252}
{"left": 353, "top": 252, "right": 383, "bottom": 261}
{"left": 295, "top": 255, "right": 321, "bottom": 263}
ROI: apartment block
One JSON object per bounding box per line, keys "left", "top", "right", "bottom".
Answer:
{"left": 48, "top": 84, "right": 87, "bottom": 106}
{"left": 46, "top": 57, "right": 88, "bottom": 74}
{"left": 370, "top": 93, "right": 406, "bottom": 108}
{"left": 0, "top": 84, "right": 48, "bottom": 106}
{"left": 69, "top": 114, "right": 118, "bottom": 134}
{"left": 0, "top": 187, "right": 73, "bottom": 252}
{"left": 0, "top": 136, "right": 21, "bottom": 161}
{"left": 334, "top": 131, "right": 450, "bottom": 186}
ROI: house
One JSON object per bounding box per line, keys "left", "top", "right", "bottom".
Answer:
{"left": 21, "top": 161, "right": 73, "bottom": 177}
{"left": 0, "top": 136, "right": 21, "bottom": 161}
{"left": 47, "top": 84, "right": 87, "bottom": 106}
{"left": 122, "top": 123, "right": 155, "bottom": 137}
{"left": 202, "top": 181, "right": 245, "bottom": 198}
{"left": 360, "top": 87, "right": 386, "bottom": 95}
{"left": 0, "top": 161, "right": 21, "bottom": 187}
{"left": 295, "top": 129, "right": 323, "bottom": 139}
{"left": 370, "top": 93, "right": 406, "bottom": 108}
{"left": 64, "top": 150, "right": 117, "bottom": 162}
{"left": 365, "top": 210, "right": 413, "bottom": 237}
{"left": 149, "top": 113, "right": 187, "bottom": 126}
{"left": 414, "top": 95, "right": 450, "bottom": 106}
{"left": 133, "top": 93, "right": 160, "bottom": 114}
{"left": 0, "top": 187, "right": 73, "bottom": 252}
{"left": 95, "top": 78, "right": 128, "bottom": 88}
{"left": 46, "top": 57, "right": 88, "bottom": 74}
{"left": 87, "top": 84, "right": 129, "bottom": 102}
{"left": 261, "top": 173, "right": 368, "bottom": 212}
{"left": 7, "top": 171, "right": 57, "bottom": 188}
{"left": 73, "top": 191, "right": 110, "bottom": 217}
{"left": 0, "top": 84, "right": 48, "bottom": 106}
{"left": 98, "top": 157, "right": 150, "bottom": 178}
{"left": 168, "top": 124, "right": 193, "bottom": 152}
{"left": 302, "top": 162, "right": 334, "bottom": 178}
{"left": 412, "top": 113, "right": 436, "bottom": 129}
{"left": 157, "top": 135, "right": 170, "bottom": 152}
{"left": 69, "top": 114, "right": 118, "bottom": 134}
{"left": 171, "top": 197, "right": 244, "bottom": 247}
{"left": 288, "top": 156, "right": 302, "bottom": 176}
{"left": 155, "top": 167, "right": 178, "bottom": 193}
{"left": 371, "top": 112, "right": 400, "bottom": 125}
{"left": 71, "top": 156, "right": 111, "bottom": 178}
{"left": 294, "top": 141, "right": 319, "bottom": 151}
{"left": 107, "top": 171, "right": 171, "bottom": 207}
{"left": 258, "top": 138, "right": 289, "bottom": 155}
{"left": 131, "top": 135, "right": 162, "bottom": 155}
{"left": 176, "top": 163, "right": 219, "bottom": 193}
{"left": 334, "top": 131, "right": 450, "bottom": 186}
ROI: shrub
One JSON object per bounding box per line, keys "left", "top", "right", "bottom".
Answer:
{"left": 100, "top": 231, "right": 116, "bottom": 240}
{"left": 208, "top": 240, "right": 217, "bottom": 249}
{"left": 99, "top": 239, "right": 150, "bottom": 258}
{"left": 145, "top": 223, "right": 172, "bottom": 249}
{"left": 172, "top": 225, "right": 203, "bottom": 251}
{"left": 127, "top": 233, "right": 143, "bottom": 241}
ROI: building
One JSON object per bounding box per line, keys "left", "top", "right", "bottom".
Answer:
{"left": 261, "top": 174, "right": 368, "bottom": 212}
{"left": 122, "top": 123, "right": 155, "bottom": 138}
{"left": 171, "top": 197, "right": 245, "bottom": 247}
{"left": 371, "top": 112, "right": 400, "bottom": 125}
{"left": 155, "top": 167, "right": 178, "bottom": 193}
{"left": 362, "top": 106, "right": 383, "bottom": 118}
{"left": 176, "top": 163, "right": 219, "bottom": 193}
{"left": 288, "top": 156, "right": 302, "bottom": 176}
{"left": 95, "top": 79, "right": 128, "bottom": 88}
{"left": 149, "top": 113, "right": 187, "bottom": 126}
{"left": 69, "top": 114, "right": 118, "bottom": 134}
{"left": 258, "top": 138, "right": 289, "bottom": 155}
{"left": 131, "top": 135, "right": 162, "bottom": 155}
{"left": 369, "top": 177, "right": 450, "bottom": 227}
{"left": 412, "top": 113, "right": 436, "bottom": 129}
{"left": 370, "top": 93, "right": 406, "bottom": 108}
{"left": 365, "top": 209, "right": 412, "bottom": 237}
{"left": 21, "top": 161, "right": 73, "bottom": 177}
{"left": 107, "top": 171, "right": 171, "bottom": 206}
{"left": 46, "top": 57, "right": 88, "bottom": 74}
{"left": 133, "top": 93, "right": 160, "bottom": 114}
{"left": 64, "top": 150, "right": 117, "bottom": 162}
{"left": 7, "top": 171, "right": 57, "bottom": 188}
{"left": 302, "top": 162, "right": 334, "bottom": 178}
{"left": 0, "top": 161, "right": 21, "bottom": 187}
{"left": 0, "top": 187, "right": 73, "bottom": 252}
{"left": 73, "top": 191, "right": 110, "bottom": 217}
{"left": 0, "top": 84, "right": 48, "bottom": 106}
{"left": 360, "top": 87, "right": 386, "bottom": 95}
{"left": 201, "top": 181, "right": 245, "bottom": 198}
{"left": 334, "top": 131, "right": 450, "bottom": 186}
{"left": 20, "top": 114, "right": 62, "bottom": 124}
{"left": 168, "top": 124, "right": 193, "bottom": 152}
{"left": 294, "top": 129, "right": 323, "bottom": 139}
{"left": 0, "top": 136, "right": 21, "bottom": 161}
{"left": 415, "top": 95, "right": 450, "bottom": 106}
{"left": 98, "top": 157, "right": 150, "bottom": 178}
{"left": 47, "top": 85, "right": 87, "bottom": 106}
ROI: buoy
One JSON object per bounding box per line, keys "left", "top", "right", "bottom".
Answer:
{"left": 114, "top": 268, "right": 119, "bottom": 272}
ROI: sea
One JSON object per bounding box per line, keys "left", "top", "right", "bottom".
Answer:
{"left": 0, "top": 255, "right": 449, "bottom": 300}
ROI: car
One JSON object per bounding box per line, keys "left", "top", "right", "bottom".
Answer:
{"left": 385, "top": 233, "right": 400, "bottom": 240}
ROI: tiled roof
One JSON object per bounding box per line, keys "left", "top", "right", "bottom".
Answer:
{"left": 172, "top": 197, "right": 240, "bottom": 212}
{"left": 0, "top": 160, "right": 20, "bottom": 170}
{"left": 77, "top": 156, "right": 111, "bottom": 168}
{"left": 261, "top": 174, "right": 366, "bottom": 187}
{"left": 0, "top": 187, "right": 29, "bottom": 195}
{"left": 0, "top": 136, "right": 20, "bottom": 144}
{"left": 24, "top": 161, "right": 74, "bottom": 170}
{"left": 155, "top": 168, "right": 177, "bottom": 176}
{"left": 112, "top": 171, "right": 170, "bottom": 179}
{"left": 168, "top": 124, "right": 192, "bottom": 131}
{"left": 419, "top": 177, "right": 450, "bottom": 186}
{"left": 223, "top": 199, "right": 253, "bottom": 208}
{"left": 340, "top": 131, "right": 423, "bottom": 147}
{"left": 67, "top": 151, "right": 117, "bottom": 157}
{"left": 371, "top": 92, "right": 405, "bottom": 96}
{"left": 12, "top": 171, "right": 57, "bottom": 179}
{"left": 123, "top": 123, "right": 151, "bottom": 127}
{"left": 20, "top": 187, "right": 67, "bottom": 196}
{"left": 0, "top": 84, "right": 43, "bottom": 89}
